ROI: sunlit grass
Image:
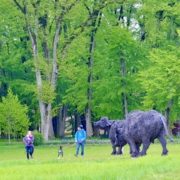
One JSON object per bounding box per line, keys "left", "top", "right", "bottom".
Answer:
{"left": 0, "top": 142, "right": 180, "bottom": 180}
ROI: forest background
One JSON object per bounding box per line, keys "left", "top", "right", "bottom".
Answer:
{"left": 0, "top": 0, "right": 180, "bottom": 141}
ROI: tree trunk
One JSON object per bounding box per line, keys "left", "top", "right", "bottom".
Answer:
{"left": 26, "top": 6, "right": 61, "bottom": 141}
{"left": 165, "top": 100, "right": 173, "bottom": 135}
{"left": 116, "top": 6, "right": 129, "bottom": 118}
{"left": 8, "top": 129, "right": 10, "bottom": 145}
{"left": 23, "top": 5, "right": 51, "bottom": 140}
{"left": 121, "top": 58, "right": 128, "bottom": 118}
{"left": 45, "top": 22, "right": 62, "bottom": 140}
{"left": 122, "top": 92, "right": 128, "bottom": 118}
{"left": 56, "top": 110, "right": 61, "bottom": 137}
{"left": 116, "top": 5, "right": 124, "bottom": 25}
{"left": 41, "top": 103, "right": 51, "bottom": 141}
{"left": 93, "top": 127, "right": 100, "bottom": 137}
{"left": 85, "top": 32, "right": 95, "bottom": 137}
{"left": 165, "top": 100, "right": 173, "bottom": 124}
{"left": 85, "top": 106, "right": 93, "bottom": 137}
{"left": 58, "top": 107, "right": 65, "bottom": 138}
{"left": 8, "top": 117, "right": 11, "bottom": 145}
{"left": 74, "top": 112, "right": 81, "bottom": 133}
{"left": 58, "top": 105, "right": 67, "bottom": 138}
{"left": 165, "top": 107, "right": 170, "bottom": 125}
{"left": 27, "top": 27, "right": 54, "bottom": 140}
{"left": 165, "top": 107, "right": 171, "bottom": 135}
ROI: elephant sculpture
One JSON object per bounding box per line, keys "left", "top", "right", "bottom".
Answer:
{"left": 123, "top": 110, "right": 173, "bottom": 157}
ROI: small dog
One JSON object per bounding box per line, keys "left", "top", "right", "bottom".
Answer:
{"left": 58, "top": 146, "right": 63, "bottom": 159}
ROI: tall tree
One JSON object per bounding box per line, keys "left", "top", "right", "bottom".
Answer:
{"left": 11, "top": 0, "right": 119, "bottom": 139}
{"left": 59, "top": 0, "right": 125, "bottom": 136}
{"left": 12, "top": 0, "right": 87, "bottom": 140}
{"left": 83, "top": 1, "right": 103, "bottom": 136}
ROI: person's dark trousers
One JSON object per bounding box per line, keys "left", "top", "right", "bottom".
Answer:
{"left": 25, "top": 146, "right": 34, "bottom": 159}
{"left": 76, "top": 142, "right": 84, "bottom": 156}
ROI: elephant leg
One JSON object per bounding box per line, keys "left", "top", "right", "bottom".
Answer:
{"left": 128, "top": 140, "right": 138, "bottom": 157}
{"left": 111, "top": 144, "right": 116, "bottom": 155}
{"left": 129, "top": 144, "right": 132, "bottom": 154}
{"left": 130, "top": 143, "right": 141, "bottom": 155}
{"left": 136, "top": 143, "right": 141, "bottom": 153}
{"left": 116, "top": 146, "right": 123, "bottom": 155}
{"left": 140, "top": 139, "right": 150, "bottom": 156}
{"left": 117, "top": 141, "right": 127, "bottom": 155}
{"left": 158, "top": 133, "right": 168, "bottom": 156}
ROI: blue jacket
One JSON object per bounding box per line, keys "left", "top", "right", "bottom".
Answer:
{"left": 75, "top": 129, "right": 86, "bottom": 143}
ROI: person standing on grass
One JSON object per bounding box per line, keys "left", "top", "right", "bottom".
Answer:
{"left": 74, "top": 125, "right": 86, "bottom": 157}
{"left": 23, "top": 131, "right": 34, "bottom": 160}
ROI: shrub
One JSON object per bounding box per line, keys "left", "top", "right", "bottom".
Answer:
{"left": 33, "top": 131, "right": 44, "bottom": 146}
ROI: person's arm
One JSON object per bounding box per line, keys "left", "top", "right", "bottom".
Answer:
{"left": 84, "top": 130, "right": 86, "bottom": 140}
{"left": 23, "top": 136, "right": 28, "bottom": 146}
{"left": 75, "top": 132, "right": 78, "bottom": 143}
{"left": 82, "top": 130, "right": 86, "bottom": 141}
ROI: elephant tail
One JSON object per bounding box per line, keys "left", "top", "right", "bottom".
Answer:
{"left": 160, "top": 115, "right": 174, "bottom": 142}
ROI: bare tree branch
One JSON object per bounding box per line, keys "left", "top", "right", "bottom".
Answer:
{"left": 13, "top": 0, "right": 25, "bottom": 14}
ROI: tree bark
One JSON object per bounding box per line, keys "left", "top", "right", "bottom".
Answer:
{"left": 56, "top": 110, "right": 61, "bottom": 137}
{"left": 8, "top": 117, "right": 11, "bottom": 145}
{"left": 165, "top": 100, "right": 173, "bottom": 124}
{"left": 93, "top": 127, "right": 100, "bottom": 137}
{"left": 165, "top": 100, "right": 173, "bottom": 135}
{"left": 165, "top": 107, "right": 170, "bottom": 125}
{"left": 74, "top": 112, "right": 81, "bottom": 133}
{"left": 84, "top": 8, "right": 102, "bottom": 137}
{"left": 25, "top": 6, "right": 55, "bottom": 141}
{"left": 58, "top": 105, "right": 67, "bottom": 138}
{"left": 121, "top": 58, "right": 128, "bottom": 118}
{"left": 85, "top": 32, "right": 95, "bottom": 137}
{"left": 85, "top": 106, "right": 93, "bottom": 137}
{"left": 8, "top": 129, "right": 10, "bottom": 145}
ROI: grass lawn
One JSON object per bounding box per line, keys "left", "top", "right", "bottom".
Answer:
{"left": 0, "top": 141, "right": 179, "bottom": 180}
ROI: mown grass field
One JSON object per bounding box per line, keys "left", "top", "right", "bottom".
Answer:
{"left": 0, "top": 141, "right": 180, "bottom": 180}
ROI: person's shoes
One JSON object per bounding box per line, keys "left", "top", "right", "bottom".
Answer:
{"left": 74, "top": 154, "right": 78, "bottom": 157}
{"left": 30, "top": 156, "right": 33, "bottom": 160}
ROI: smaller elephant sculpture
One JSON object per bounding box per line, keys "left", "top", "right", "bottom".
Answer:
{"left": 94, "top": 117, "right": 126, "bottom": 155}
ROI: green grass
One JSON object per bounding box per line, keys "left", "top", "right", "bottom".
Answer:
{"left": 0, "top": 142, "right": 180, "bottom": 180}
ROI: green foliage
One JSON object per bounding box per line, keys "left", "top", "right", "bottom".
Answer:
{"left": 60, "top": 32, "right": 91, "bottom": 113}
{"left": 1, "top": 0, "right": 180, "bottom": 134}
{"left": 33, "top": 131, "right": 44, "bottom": 146}
{"left": 0, "top": 88, "right": 30, "bottom": 138}
{"left": 137, "top": 0, "right": 180, "bottom": 122}
{"left": 92, "top": 25, "right": 143, "bottom": 119}
{"left": 138, "top": 46, "right": 180, "bottom": 121}
{"left": 38, "top": 82, "right": 56, "bottom": 104}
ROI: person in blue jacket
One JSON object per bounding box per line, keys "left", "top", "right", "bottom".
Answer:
{"left": 75, "top": 125, "right": 86, "bottom": 157}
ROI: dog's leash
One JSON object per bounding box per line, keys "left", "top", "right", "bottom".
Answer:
{"left": 62, "top": 142, "right": 76, "bottom": 149}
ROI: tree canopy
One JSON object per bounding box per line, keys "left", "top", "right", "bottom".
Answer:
{"left": 0, "top": 0, "right": 180, "bottom": 139}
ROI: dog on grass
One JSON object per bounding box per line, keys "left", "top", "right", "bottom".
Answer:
{"left": 58, "top": 146, "right": 63, "bottom": 159}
